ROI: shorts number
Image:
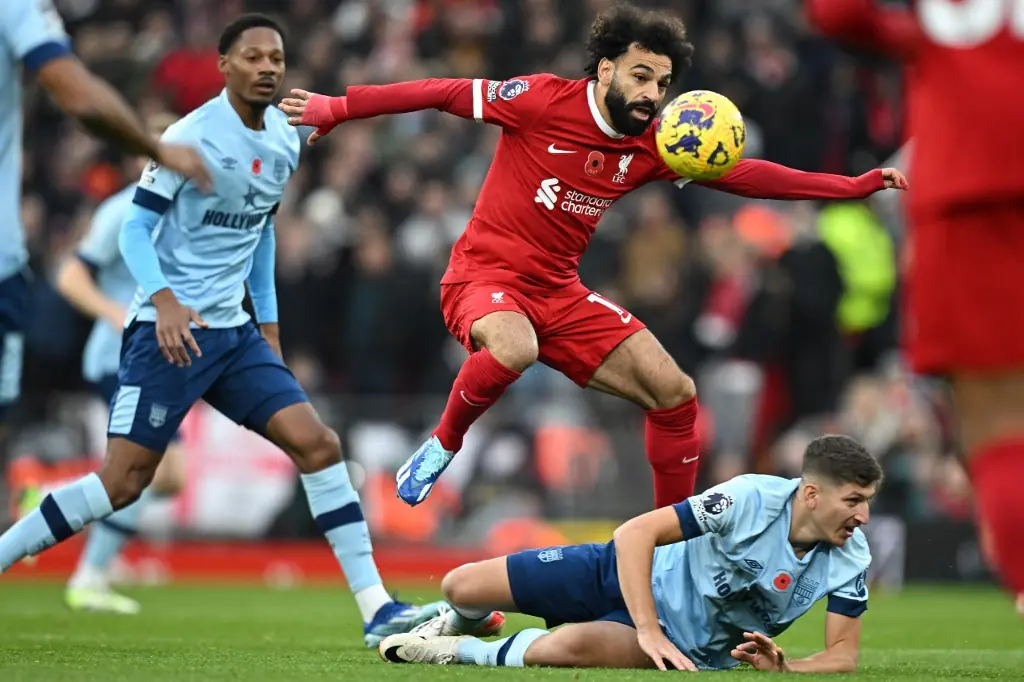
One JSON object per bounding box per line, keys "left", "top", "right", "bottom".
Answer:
{"left": 587, "top": 293, "right": 633, "bottom": 324}
{"left": 920, "top": 0, "right": 1024, "bottom": 46}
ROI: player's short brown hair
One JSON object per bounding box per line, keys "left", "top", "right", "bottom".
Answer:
{"left": 801, "top": 435, "right": 884, "bottom": 488}
{"left": 584, "top": 3, "right": 694, "bottom": 83}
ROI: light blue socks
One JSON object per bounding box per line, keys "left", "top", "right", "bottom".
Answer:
{"left": 0, "top": 473, "right": 113, "bottom": 572}
{"left": 457, "top": 628, "right": 549, "bottom": 667}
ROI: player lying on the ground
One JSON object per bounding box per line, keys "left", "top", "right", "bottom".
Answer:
{"left": 0, "top": 13, "right": 444, "bottom": 646}
{"left": 280, "top": 2, "right": 907, "bottom": 511}
{"left": 379, "top": 435, "right": 879, "bottom": 672}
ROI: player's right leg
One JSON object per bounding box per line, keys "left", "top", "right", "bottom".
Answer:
{"left": 65, "top": 374, "right": 187, "bottom": 613}
{"left": 0, "top": 322, "right": 191, "bottom": 573}
{"left": 381, "top": 620, "right": 652, "bottom": 669}
{"left": 397, "top": 283, "right": 536, "bottom": 506}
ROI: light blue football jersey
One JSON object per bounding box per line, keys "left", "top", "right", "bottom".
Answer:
{"left": 0, "top": 0, "right": 70, "bottom": 280}
{"left": 76, "top": 184, "right": 137, "bottom": 382}
{"left": 127, "top": 89, "right": 299, "bottom": 327}
{"left": 653, "top": 474, "right": 871, "bottom": 670}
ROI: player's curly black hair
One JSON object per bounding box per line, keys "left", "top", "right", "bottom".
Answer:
{"left": 583, "top": 3, "right": 694, "bottom": 83}
{"left": 218, "top": 13, "right": 286, "bottom": 55}
{"left": 802, "top": 435, "right": 884, "bottom": 488}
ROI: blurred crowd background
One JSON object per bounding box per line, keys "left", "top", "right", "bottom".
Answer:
{"left": 5, "top": 0, "right": 982, "bottom": 585}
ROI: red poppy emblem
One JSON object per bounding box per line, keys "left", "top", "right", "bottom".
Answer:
{"left": 772, "top": 571, "right": 793, "bottom": 592}
{"left": 252, "top": 158, "right": 262, "bottom": 175}
{"left": 585, "top": 151, "right": 606, "bottom": 176}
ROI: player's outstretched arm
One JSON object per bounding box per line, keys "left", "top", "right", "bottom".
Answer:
{"left": 804, "top": 0, "right": 922, "bottom": 59}
{"left": 34, "top": 58, "right": 211, "bottom": 191}
{"left": 247, "top": 219, "right": 282, "bottom": 359}
{"left": 279, "top": 76, "right": 547, "bottom": 145}
{"left": 697, "top": 159, "right": 907, "bottom": 200}
{"left": 731, "top": 612, "right": 860, "bottom": 673}
{"left": 612, "top": 507, "right": 697, "bottom": 672}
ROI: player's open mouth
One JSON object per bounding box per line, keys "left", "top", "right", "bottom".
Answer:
{"left": 254, "top": 81, "right": 277, "bottom": 93}
{"left": 630, "top": 108, "right": 653, "bottom": 121}
{"left": 841, "top": 526, "right": 855, "bottom": 539}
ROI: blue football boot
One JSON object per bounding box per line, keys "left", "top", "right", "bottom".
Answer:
{"left": 396, "top": 436, "right": 455, "bottom": 506}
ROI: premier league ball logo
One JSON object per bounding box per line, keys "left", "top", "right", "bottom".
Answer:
{"left": 702, "top": 492, "right": 733, "bottom": 516}
{"left": 499, "top": 79, "right": 530, "bottom": 101}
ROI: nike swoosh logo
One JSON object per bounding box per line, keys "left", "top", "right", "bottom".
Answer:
{"left": 682, "top": 456, "right": 699, "bottom": 464}
{"left": 547, "top": 144, "right": 576, "bottom": 155}
{"left": 620, "top": 314, "right": 632, "bottom": 324}
{"left": 461, "top": 390, "right": 486, "bottom": 407}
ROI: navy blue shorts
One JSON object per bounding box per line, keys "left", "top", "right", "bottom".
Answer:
{"left": 94, "top": 374, "right": 181, "bottom": 445}
{"left": 0, "top": 270, "right": 29, "bottom": 423}
{"left": 506, "top": 541, "right": 635, "bottom": 630}
{"left": 107, "top": 321, "right": 307, "bottom": 453}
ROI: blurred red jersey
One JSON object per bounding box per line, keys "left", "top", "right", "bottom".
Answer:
{"left": 343, "top": 75, "right": 884, "bottom": 295}
{"left": 806, "top": 0, "right": 1024, "bottom": 220}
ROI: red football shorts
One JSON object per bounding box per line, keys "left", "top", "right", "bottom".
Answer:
{"left": 906, "top": 203, "right": 1024, "bottom": 375}
{"left": 441, "top": 281, "right": 647, "bottom": 386}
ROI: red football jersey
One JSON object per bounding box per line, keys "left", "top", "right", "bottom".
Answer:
{"left": 343, "top": 75, "right": 886, "bottom": 294}
{"left": 807, "top": 0, "right": 1024, "bottom": 220}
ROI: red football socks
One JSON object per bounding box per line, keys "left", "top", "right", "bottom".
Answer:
{"left": 968, "top": 439, "right": 1024, "bottom": 594}
{"left": 645, "top": 397, "right": 701, "bottom": 508}
{"left": 433, "top": 348, "right": 521, "bottom": 452}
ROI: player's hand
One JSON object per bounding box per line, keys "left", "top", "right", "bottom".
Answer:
{"left": 260, "top": 322, "right": 283, "bottom": 360}
{"left": 153, "top": 290, "right": 208, "bottom": 367}
{"left": 637, "top": 627, "right": 697, "bottom": 672}
{"left": 278, "top": 89, "right": 342, "bottom": 145}
{"left": 730, "top": 631, "right": 789, "bottom": 672}
{"left": 881, "top": 167, "right": 908, "bottom": 190}
{"left": 156, "top": 143, "right": 212, "bottom": 193}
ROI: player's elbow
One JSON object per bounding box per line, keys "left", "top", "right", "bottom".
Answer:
{"left": 55, "top": 258, "right": 89, "bottom": 300}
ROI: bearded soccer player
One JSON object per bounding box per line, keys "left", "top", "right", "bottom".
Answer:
{"left": 281, "top": 3, "right": 906, "bottom": 510}
{"left": 805, "top": 0, "right": 1024, "bottom": 597}
{"left": 379, "top": 435, "right": 878, "bottom": 673}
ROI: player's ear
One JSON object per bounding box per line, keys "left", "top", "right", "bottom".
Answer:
{"left": 217, "top": 54, "right": 229, "bottom": 77}
{"left": 802, "top": 482, "right": 819, "bottom": 510}
{"left": 598, "top": 57, "right": 615, "bottom": 86}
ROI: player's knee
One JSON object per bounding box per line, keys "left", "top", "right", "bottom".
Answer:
{"left": 292, "top": 427, "right": 343, "bottom": 474}
{"left": 98, "top": 468, "right": 153, "bottom": 510}
{"left": 472, "top": 312, "right": 538, "bottom": 372}
{"left": 650, "top": 369, "right": 696, "bottom": 410}
{"left": 441, "top": 565, "right": 473, "bottom": 607}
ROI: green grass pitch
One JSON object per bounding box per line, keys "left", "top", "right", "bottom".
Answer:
{"left": 0, "top": 582, "right": 1021, "bottom": 680}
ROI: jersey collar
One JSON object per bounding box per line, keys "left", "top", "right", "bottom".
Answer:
{"left": 587, "top": 80, "right": 624, "bottom": 139}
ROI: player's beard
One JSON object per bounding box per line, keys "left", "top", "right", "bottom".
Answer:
{"left": 605, "top": 79, "right": 656, "bottom": 137}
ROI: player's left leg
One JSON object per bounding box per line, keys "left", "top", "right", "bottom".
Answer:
{"left": 204, "top": 323, "right": 443, "bottom": 645}
{"left": 537, "top": 289, "right": 699, "bottom": 507}
{"left": 380, "top": 620, "right": 652, "bottom": 669}
{"left": 951, "top": 371, "right": 1024, "bottom": 594}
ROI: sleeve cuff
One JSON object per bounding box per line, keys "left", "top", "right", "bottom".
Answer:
{"left": 133, "top": 188, "right": 172, "bottom": 214}
{"left": 673, "top": 502, "right": 704, "bottom": 539}
{"left": 827, "top": 595, "right": 868, "bottom": 618}
{"left": 23, "top": 40, "right": 70, "bottom": 72}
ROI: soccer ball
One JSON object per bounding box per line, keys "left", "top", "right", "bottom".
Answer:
{"left": 656, "top": 90, "right": 746, "bottom": 181}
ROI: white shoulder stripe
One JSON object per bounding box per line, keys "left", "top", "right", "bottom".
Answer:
{"left": 472, "top": 78, "right": 484, "bottom": 122}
